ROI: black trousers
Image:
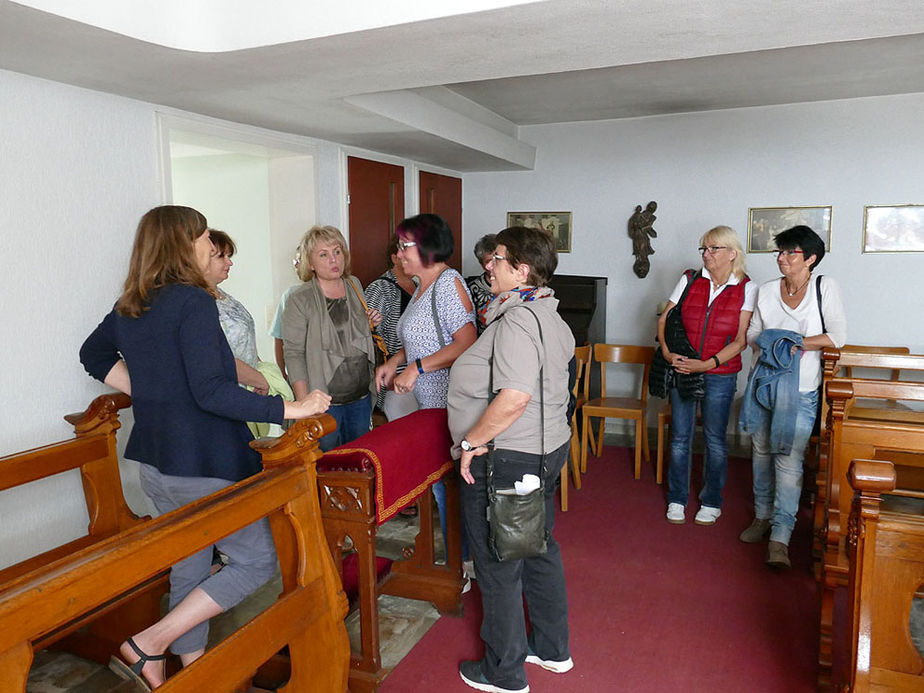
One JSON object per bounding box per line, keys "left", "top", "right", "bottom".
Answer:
{"left": 460, "top": 442, "right": 570, "bottom": 689}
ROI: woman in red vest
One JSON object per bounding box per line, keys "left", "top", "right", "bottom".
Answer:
{"left": 657, "top": 226, "right": 755, "bottom": 526}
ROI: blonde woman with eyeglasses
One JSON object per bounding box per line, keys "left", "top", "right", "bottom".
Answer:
{"left": 657, "top": 225, "right": 755, "bottom": 528}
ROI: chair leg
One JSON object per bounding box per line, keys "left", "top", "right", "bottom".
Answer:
{"left": 634, "top": 419, "right": 642, "bottom": 479}
{"left": 581, "top": 413, "right": 590, "bottom": 474}
{"left": 595, "top": 420, "right": 605, "bottom": 459}
{"left": 559, "top": 466, "right": 568, "bottom": 512}
{"left": 642, "top": 415, "right": 651, "bottom": 464}
{"left": 586, "top": 419, "right": 599, "bottom": 457}
{"left": 656, "top": 416, "right": 665, "bottom": 485}
{"left": 569, "top": 429, "right": 582, "bottom": 491}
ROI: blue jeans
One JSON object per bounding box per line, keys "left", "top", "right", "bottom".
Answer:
{"left": 667, "top": 373, "right": 737, "bottom": 508}
{"left": 319, "top": 394, "right": 372, "bottom": 452}
{"left": 750, "top": 389, "right": 818, "bottom": 545}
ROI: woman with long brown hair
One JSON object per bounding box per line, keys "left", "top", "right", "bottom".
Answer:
{"left": 80, "top": 205, "right": 330, "bottom": 689}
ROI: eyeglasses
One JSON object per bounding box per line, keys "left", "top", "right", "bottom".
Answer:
{"left": 773, "top": 249, "right": 804, "bottom": 258}
{"left": 698, "top": 246, "right": 727, "bottom": 254}
{"left": 397, "top": 240, "right": 417, "bottom": 251}
{"left": 491, "top": 253, "right": 508, "bottom": 264}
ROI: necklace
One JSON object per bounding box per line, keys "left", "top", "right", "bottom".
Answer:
{"left": 784, "top": 273, "right": 811, "bottom": 297}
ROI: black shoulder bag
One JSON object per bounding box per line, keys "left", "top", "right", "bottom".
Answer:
{"left": 486, "top": 306, "right": 549, "bottom": 562}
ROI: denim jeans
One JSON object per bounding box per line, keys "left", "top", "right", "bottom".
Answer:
{"left": 319, "top": 394, "right": 372, "bottom": 452}
{"left": 460, "top": 442, "right": 570, "bottom": 690}
{"left": 667, "top": 373, "right": 737, "bottom": 508}
{"left": 750, "top": 389, "right": 818, "bottom": 545}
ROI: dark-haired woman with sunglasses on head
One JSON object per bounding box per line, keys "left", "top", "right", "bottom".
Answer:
{"left": 739, "top": 225, "right": 846, "bottom": 569}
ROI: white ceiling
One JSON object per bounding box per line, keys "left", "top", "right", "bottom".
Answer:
{"left": 3, "top": 0, "right": 924, "bottom": 171}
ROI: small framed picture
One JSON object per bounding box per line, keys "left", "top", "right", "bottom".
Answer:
{"left": 862, "top": 204, "right": 924, "bottom": 253}
{"left": 747, "top": 206, "right": 832, "bottom": 253}
{"left": 506, "top": 211, "right": 572, "bottom": 253}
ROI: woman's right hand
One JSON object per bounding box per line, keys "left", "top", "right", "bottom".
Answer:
{"left": 375, "top": 359, "right": 398, "bottom": 392}
{"left": 284, "top": 389, "right": 332, "bottom": 419}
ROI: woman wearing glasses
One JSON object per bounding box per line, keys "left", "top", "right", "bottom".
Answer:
{"left": 375, "top": 214, "right": 476, "bottom": 564}
{"left": 658, "top": 226, "right": 754, "bottom": 526}
{"left": 739, "top": 225, "right": 846, "bottom": 569}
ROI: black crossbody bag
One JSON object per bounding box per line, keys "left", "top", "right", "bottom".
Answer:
{"left": 486, "top": 306, "right": 549, "bottom": 562}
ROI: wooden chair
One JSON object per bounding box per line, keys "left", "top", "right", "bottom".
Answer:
{"left": 581, "top": 344, "right": 654, "bottom": 479}
{"left": 561, "top": 345, "right": 590, "bottom": 510}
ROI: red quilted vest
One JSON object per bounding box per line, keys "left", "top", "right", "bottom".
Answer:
{"left": 680, "top": 273, "right": 749, "bottom": 374}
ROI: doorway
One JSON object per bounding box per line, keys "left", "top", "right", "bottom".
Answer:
{"left": 159, "top": 116, "right": 318, "bottom": 362}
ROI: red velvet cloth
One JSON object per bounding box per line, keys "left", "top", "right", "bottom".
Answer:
{"left": 319, "top": 408, "right": 454, "bottom": 525}
{"left": 340, "top": 553, "right": 393, "bottom": 604}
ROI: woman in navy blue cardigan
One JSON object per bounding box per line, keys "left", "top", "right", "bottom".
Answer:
{"left": 81, "top": 205, "right": 330, "bottom": 690}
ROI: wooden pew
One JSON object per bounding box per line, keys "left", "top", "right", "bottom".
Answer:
{"left": 846, "top": 459, "right": 924, "bottom": 691}
{"left": 316, "top": 408, "right": 464, "bottom": 693}
{"left": 0, "top": 401, "right": 351, "bottom": 692}
{"left": 814, "top": 348, "right": 924, "bottom": 565}
{"left": 818, "top": 378, "right": 924, "bottom": 687}
{"left": 0, "top": 394, "right": 168, "bottom": 665}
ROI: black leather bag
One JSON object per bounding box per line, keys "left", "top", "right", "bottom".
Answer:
{"left": 486, "top": 448, "right": 548, "bottom": 562}
{"left": 649, "top": 270, "right": 705, "bottom": 401}
{"left": 485, "top": 305, "right": 549, "bottom": 562}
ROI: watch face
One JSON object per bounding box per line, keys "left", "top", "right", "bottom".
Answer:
{"left": 461, "top": 440, "right": 472, "bottom": 451}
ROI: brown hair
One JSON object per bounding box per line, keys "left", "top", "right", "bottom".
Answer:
{"left": 209, "top": 229, "right": 236, "bottom": 257}
{"left": 495, "top": 226, "right": 558, "bottom": 287}
{"left": 116, "top": 205, "right": 212, "bottom": 317}
{"left": 296, "top": 225, "right": 350, "bottom": 281}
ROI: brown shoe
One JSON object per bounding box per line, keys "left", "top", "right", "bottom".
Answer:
{"left": 739, "top": 518, "right": 771, "bottom": 543}
{"left": 766, "top": 541, "right": 791, "bottom": 569}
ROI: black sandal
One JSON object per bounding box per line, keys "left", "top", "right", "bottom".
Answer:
{"left": 109, "top": 637, "right": 167, "bottom": 691}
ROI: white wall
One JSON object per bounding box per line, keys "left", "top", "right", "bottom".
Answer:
{"left": 462, "top": 94, "right": 924, "bottom": 425}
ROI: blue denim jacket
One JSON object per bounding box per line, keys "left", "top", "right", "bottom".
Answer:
{"left": 739, "top": 329, "right": 803, "bottom": 454}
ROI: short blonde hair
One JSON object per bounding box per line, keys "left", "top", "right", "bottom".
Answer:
{"left": 296, "top": 225, "right": 350, "bottom": 281}
{"left": 700, "top": 225, "right": 746, "bottom": 280}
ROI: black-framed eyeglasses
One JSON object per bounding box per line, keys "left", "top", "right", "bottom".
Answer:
{"left": 397, "top": 240, "right": 417, "bottom": 251}
{"left": 698, "top": 246, "right": 727, "bottom": 255}
{"left": 773, "top": 249, "right": 804, "bottom": 258}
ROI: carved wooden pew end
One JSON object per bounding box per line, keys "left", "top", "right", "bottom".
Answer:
{"left": 316, "top": 408, "right": 465, "bottom": 693}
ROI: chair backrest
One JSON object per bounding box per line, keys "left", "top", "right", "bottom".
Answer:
{"left": 574, "top": 345, "right": 591, "bottom": 404}
{"left": 593, "top": 343, "right": 655, "bottom": 404}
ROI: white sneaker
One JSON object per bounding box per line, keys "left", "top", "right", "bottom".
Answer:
{"left": 666, "top": 503, "right": 685, "bottom": 524}
{"left": 525, "top": 652, "right": 574, "bottom": 674}
{"left": 694, "top": 506, "right": 722, "bottom": 525}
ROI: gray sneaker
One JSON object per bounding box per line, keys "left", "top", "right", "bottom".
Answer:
{"left": 766, "top": 540, "right": 791, "bottom": 569}
{"left": 739, "top": 518, "right": 771, "bottom": 543}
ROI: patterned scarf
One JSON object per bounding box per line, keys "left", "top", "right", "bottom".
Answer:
{"left": 483, "top": 285, "right": 554, "bottom": 326}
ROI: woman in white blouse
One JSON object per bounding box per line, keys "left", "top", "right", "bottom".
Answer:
{"left": 739, "top": 225, "right": 846, "bottom": 569}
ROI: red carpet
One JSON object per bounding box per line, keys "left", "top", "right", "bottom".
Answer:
{"left": 380, "top": 446, "right": 818, "bottom": 692}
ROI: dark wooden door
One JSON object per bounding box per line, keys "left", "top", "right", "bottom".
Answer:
{"left": 419, "top": 171, "right": 462, "bottom": 272}
{"left": 347, "top": 156, "right": 405, "bottom": 286}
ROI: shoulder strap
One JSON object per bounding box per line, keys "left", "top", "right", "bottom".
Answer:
{"left": 814, "top": 275, "right": 826, "bottom": 334}
{"left": 487, "top": 306, "right": 546, "bottom": 473}
{"left": 346, "top": 276, "right": 369, "bottom": 310}
{"left": 676, "top": 269, "right": 701, "bottom": 307}
{"left": 430, "top": 269, "right": 450, "bottom": 349}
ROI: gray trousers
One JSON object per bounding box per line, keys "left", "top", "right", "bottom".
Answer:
{"left": 139, "top": 464, "right": 277, "bottom": 654}
{"left": 460, "top": 442, "right": 570, "bottom": 690}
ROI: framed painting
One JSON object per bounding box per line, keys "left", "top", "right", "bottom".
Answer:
{"left": 747, "top": 206, "right": 832, "bottom": 253}
{"left": 506, "top": 211, "right": 572, "bottom": 253}
{"left": 862, "top": 204, "right": 924, "bottom": 252}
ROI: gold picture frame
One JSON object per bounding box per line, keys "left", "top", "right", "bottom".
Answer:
{"left": 506, "top": 211, "right": 572, "bottom": 253}
{"left": 862, "top": 204, "right": 924, "bottom": 253}
{"left": 747, "top": 206, "right": 832, "bottom": 253}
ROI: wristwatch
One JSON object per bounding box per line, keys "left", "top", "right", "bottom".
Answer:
{"left": 460, "top": 439, "right": 476, "bottom": 452}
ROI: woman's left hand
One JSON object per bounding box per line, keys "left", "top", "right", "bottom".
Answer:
{"left": 393, "top": 367, "right": 419, "bottom": 395}
{"left": 366, "top": 307, "right": 383, "bottom": 328}
{"left": 460, "top": 445, "right": 488, "bottom": 485}
{"left": 673, "top": 357, "right": 710, "bottom": 374}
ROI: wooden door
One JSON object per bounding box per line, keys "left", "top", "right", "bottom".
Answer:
{"left": 419, "top": 171, "right": 462, "bottom": 272}
{"left": 347, "top": 156, "right": 405, "bottom": 286}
